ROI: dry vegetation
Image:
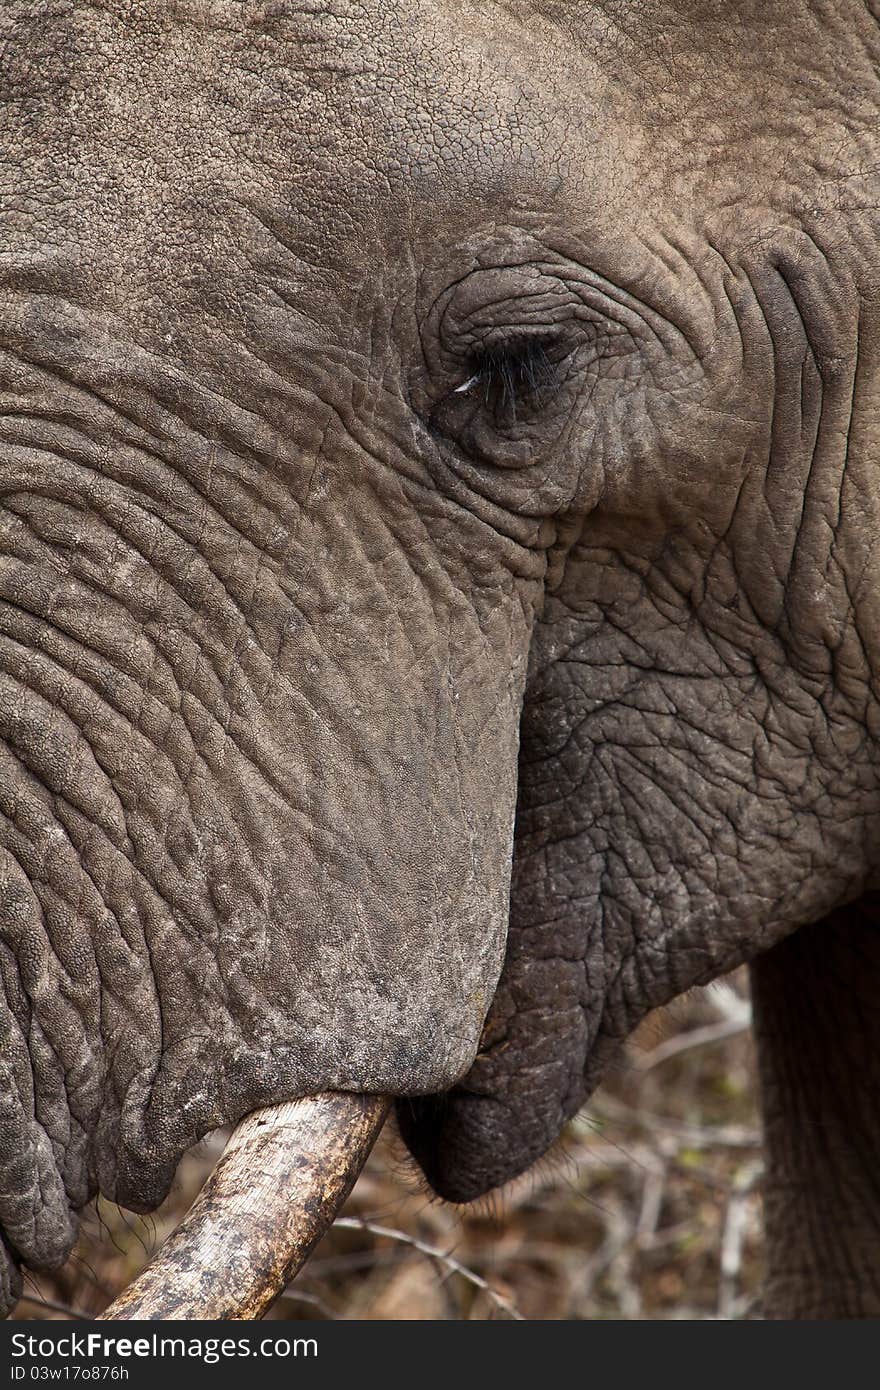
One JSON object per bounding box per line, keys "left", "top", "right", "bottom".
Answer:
{"left": 12, "top": 971, "right": 763, "bottom": 1322}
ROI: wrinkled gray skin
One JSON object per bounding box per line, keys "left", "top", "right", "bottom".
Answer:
{"left": 1, "top": 0, "right": 879, "bottom": 1320}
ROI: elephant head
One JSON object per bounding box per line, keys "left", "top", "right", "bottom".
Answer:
{"left": 2, "top": 0, "right": 879, "bottom": 1318}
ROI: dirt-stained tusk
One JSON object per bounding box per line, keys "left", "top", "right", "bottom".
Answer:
{"left": 100, "top": 1093, "right": 390, "bottom": 1320}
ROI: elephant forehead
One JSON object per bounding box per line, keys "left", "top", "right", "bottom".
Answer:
{"left": 2, "top": 3, "right": 873, "bottom": 269}
{"left": 0, "top": 5, "right": 393, "bottom": 289}
{"left": 0, "top": 3, "right": 615, "bottom": 278}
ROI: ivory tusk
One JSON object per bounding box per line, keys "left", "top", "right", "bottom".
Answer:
{"left": 100, "top": 1092, "right": 390, "bottom": 1320}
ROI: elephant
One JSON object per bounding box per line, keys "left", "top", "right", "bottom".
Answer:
{"left": 0, "top": 0, "right": 879, "bottom": 1321}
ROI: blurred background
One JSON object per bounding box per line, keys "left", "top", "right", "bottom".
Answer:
{"left": 11, "top": 969, "right": 763, "bottom": 1322}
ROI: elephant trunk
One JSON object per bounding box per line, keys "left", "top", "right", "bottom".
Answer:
{"left": 99, "top": 1093, "right": 389, "bottom": 1320}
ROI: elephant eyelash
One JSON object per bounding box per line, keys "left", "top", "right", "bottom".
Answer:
{"left": 453, "top": 339, "right": 559, "bottom": 420}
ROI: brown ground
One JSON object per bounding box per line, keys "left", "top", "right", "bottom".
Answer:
{"left": 12, "top": 971, "right": 763, "bottom": 1322}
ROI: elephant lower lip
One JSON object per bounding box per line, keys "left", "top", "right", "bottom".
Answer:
{"left": 397, "top": 1089, "right": 541, "bottom": 1202}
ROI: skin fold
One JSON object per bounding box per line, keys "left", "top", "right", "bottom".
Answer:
{"left": 0, "top": 0, "right": 878, "bottom": 1317}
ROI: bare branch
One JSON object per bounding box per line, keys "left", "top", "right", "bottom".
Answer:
{"left": 15, "top": 1293, "right": 89, "bottom": 1321}
{"left": 636, "top": 1017, "right": 752, "bottom": 1073}
{"left": 101, "top": 1094, "right": 389, "bottom": 1320}
{"left": 333, "top": 1218, "right": 525, "bottom": 1320}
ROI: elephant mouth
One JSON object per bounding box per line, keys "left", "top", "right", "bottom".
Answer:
{"left": 397, "top": 933, "right": 623, "bottom": 1203}
{"left": 398, "top": 1089, "right": 535, "bottom": 1204}
{"left": 101, "top": 1018, "right": 607, "bottom": 1319}
{"left": 396, "top": 1028, "right": 617, "bottom": 1204}
{"left": 100, "top": 961, "right": 610, "bottom": 1318}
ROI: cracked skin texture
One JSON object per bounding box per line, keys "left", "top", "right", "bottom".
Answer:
{"left": 1, "top": 0, "right": 880, "bottom": 1318}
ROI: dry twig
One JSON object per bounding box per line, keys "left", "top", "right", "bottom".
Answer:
{"left": 332, "top": 1218, "right": 525, "bottom": 1320}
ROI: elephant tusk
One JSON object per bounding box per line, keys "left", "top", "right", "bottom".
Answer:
{"left": 100, "top": 1092, "right": 390, "bottom": 1320}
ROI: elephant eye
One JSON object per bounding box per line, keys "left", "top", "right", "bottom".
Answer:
{"left": 420, "top": 316, "right": 577, "bottom": 472}
{"left": 453, "top": 338, "right": 559, "bottom": 426}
